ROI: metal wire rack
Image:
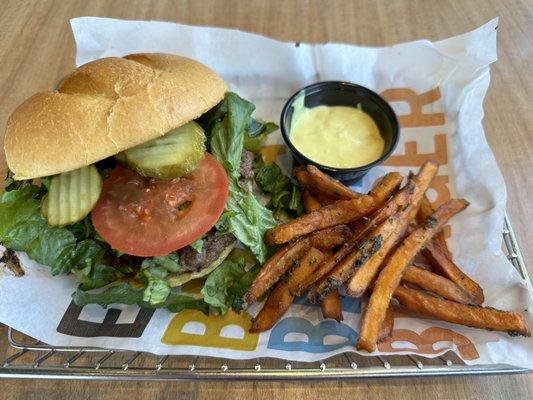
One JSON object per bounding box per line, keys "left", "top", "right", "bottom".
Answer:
{"left": 0, "top": 213, "right": 531, "bottom": 380}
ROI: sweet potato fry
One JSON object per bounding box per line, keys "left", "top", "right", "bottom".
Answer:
{"left": 358, "top": 182, "right": 414, "bottom": 235}
{"left": 287, "top": 247, "right": 326, "bottom": 297}
{"left": 307, "top": 165, "right": 362, "bottom": 200}
{"left": 299, "top": 176, "right": 323, "bottom": 218}
{"left": 309, "top": 225, "right": 351, "bottom": 251}
{"left": 264, "top": 196, "right": 375, "bottom": 245}
{"left": 402, "top": 161, "right": 439, "bottom": 222}
{"left": 402, "top": 265, "right": 474, "bottom": 304}
{"left": 320, "top": 289, "right": 344, "bottom": 322}
{"left": 348, "top": 172, "right": 404, "bottom": 231}
{"left": 345, "top": 217, "right": 411, "bottom": 298}
{"left": 314, "top": 192, "right": 338, "bottom": 206}
{"left": 378, "top": 306, "right": 394, "bottom": 342}
{"left": 357, "top": 198, "right": 469, "bottom": 352}
{"left": 417, "top": 193, "right": 481, "bottom": 303}
{"left": 417, "top": 195, "right": 451, "bottom": 258}
{"left": 301, "top": 182, "right": 351, "bottom": 254}
{"left": 368, "top": 172, "right": 403, "bottom": 204}
{"left": 391, "top": 304, "right": 434, "bottom": 320}
{"left": 301, "top": 190, "right": 322, "bottom": 213}
{"left": 311, "top": 210, "right": 408, "bottom": 303}
{"left": 304, "top": 182, "right": 415, "bottom": 290}
{"left": 423, "top": 240, "right": 484, "bottom": 305}
{"left": 295, "top": 167, "right": 340, "bottom": 203}
{"left": 300, "top": 251, "right": 342, "bottom": 291}
{"left": 250, "top": 280, "right": 293, "bottom": 333}
{"left": 293, "top": 167, "right": 313, "bottom": 188}
{"left": 245, "top": 238, "right": 310, "bottom": 304}
{"left": 416, "top": 194, "right": 434, "bottom": 221}
{"left": 354, "top": 162, "right": 436, "bottom": 243}
{"left": 394, "top": 285, "right": 530, "bottom": 337}
{"left": 344, "top": 163, "right": 438, "bottom": 297}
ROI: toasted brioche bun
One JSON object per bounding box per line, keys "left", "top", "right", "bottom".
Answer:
{"left": 4, "top": 53, "right": 227, "bottom": 180}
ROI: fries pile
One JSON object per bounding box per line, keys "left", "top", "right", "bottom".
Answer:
{"left": 245, "top": 162, "right": 530, "bottom": 352}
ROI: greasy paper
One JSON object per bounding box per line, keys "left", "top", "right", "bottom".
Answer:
{"left": 0, "top": 17, "right": 531, "bottom": 368}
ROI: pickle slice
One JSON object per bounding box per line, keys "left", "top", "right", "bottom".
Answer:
{"left": 119, "top": 121, "right": 206, "bottom": 179}
{"left": 43, "top": 165, "right": 102, "bottom": 227}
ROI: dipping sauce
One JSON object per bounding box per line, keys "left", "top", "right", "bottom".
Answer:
{"left": 289, "top": 99, "right": 384, "bottom": 168}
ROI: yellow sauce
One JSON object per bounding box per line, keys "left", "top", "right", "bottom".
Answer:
{"left": 289, "top": 98, "right": 384, "bottom": 168}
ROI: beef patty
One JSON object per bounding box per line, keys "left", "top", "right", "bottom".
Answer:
{"left": 179, "top": 231, "right": 235, "bottom": 272}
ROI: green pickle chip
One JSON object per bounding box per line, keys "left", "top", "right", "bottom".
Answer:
{"left": 119, "top": 121, "right": 207, "bottom": 179}
{"left": 43, "top": 165, "right": 102, "bottom": 226}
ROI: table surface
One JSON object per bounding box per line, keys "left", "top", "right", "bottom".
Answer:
{"left": 0, "top": 0, "right": 532, "bottom": 398}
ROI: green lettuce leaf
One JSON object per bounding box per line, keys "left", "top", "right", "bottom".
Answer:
{"left": 66, "top": 217, "right": 96, "bottom": 241}
{"left": 29, "top": 229, "right": 77, "bottom": 275}
{"left": 206, "top": 92, "right": 277, "bottom": 263}
{"left": 75, "top": 263, "right": 123, "bottom": 291}
{"left": 246, "top": 119, "right": 277, "bottom": 138}
{"left": 201, "top": 257, "right": 260, "bottom": 315}
{"left": 216, "top": 181, "right": 276, "bottom": 263}
{"left": 210, "top": 92, "right": 255, "bottom": 179}
{"left": 154, "top": 293, "right": 209, "bottom": 314}
{"left": 0, "top": 185, "right": 119, "bottom": 284}
{"left": 138, "top": 253, "right": 182, "bottom": 305}
{"left": 143, "top": 280, "right": 171, "bottom": 305}
{"left": 59, "top": 239, "right": 105, "bottom": 276}
{"left": 244, "top": 120, "right": 278, "bottom": 152}
{"left": 73, "top": 283, "right": 143, "bottom": 307}
{"left": 254, "top": 159, "right": 304, "bottom": 219}
{"left": 189, "top": 239, "right": 204, "bottom": 253}
{"left": 141, "top": 253, "right": 182, "bottom": 273}
{"left": 73, "top": 282, "right": 209, "bottom": 314}
{"left": 0, "top": 185, "right": 42, "bottom": 239}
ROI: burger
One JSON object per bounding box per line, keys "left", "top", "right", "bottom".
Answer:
{"left": 0, "top": 54, "right": 303, "bottom": 314}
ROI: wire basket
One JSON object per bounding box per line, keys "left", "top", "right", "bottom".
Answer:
{"left": 1, "top": 213, "right": 531, "bottom": 380}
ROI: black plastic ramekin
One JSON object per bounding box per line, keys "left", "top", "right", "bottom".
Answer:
{"left": 280, "top": 81, "right": 399, "bottom": 185}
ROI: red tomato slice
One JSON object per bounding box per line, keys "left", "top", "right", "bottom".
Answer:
{"left": 92, "top": 153, "right": 229, "bottom": 257}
